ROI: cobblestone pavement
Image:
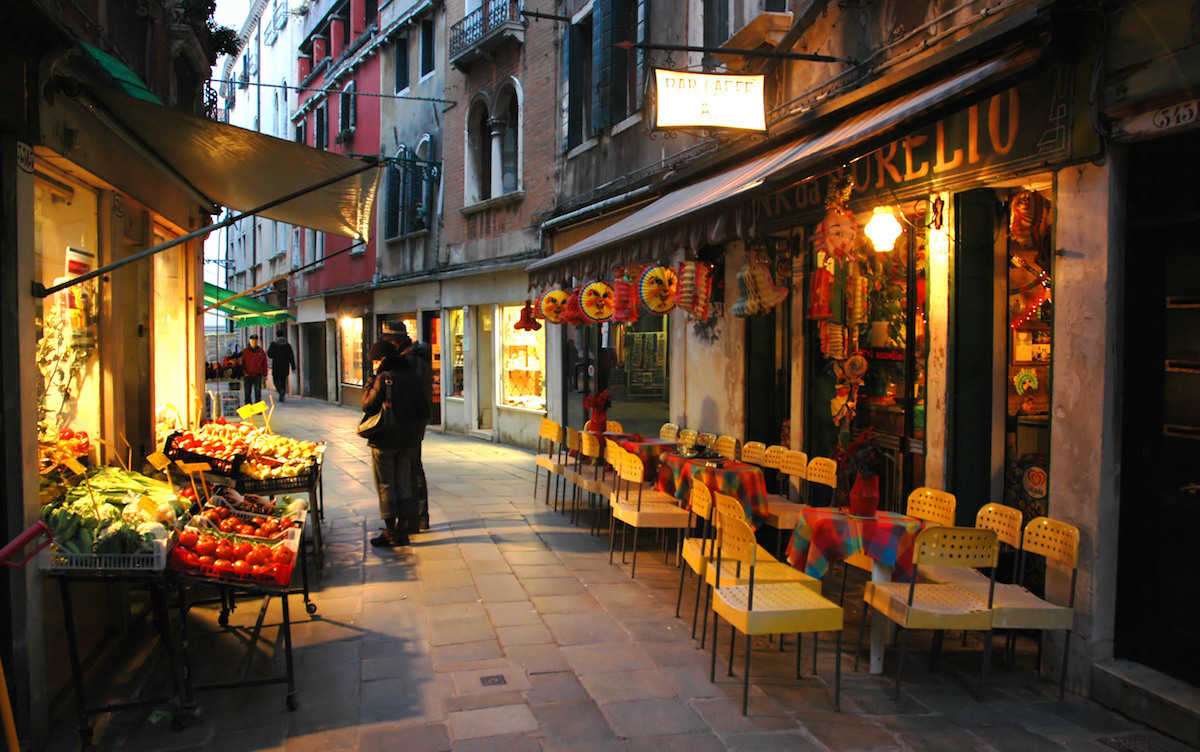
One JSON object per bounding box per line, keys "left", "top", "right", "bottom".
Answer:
{"left": 45, "top": 397, "right": 1195, "bottom": 752}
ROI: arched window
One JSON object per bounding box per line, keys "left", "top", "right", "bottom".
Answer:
{"left": 496, "top": 83, "right": 521, "bottom": 195}
{"left": 413, "top": 134, "right": 435, "bottom": 232}
{"left": 385, "top": 144, "right": 408, "bottom": 239}
{"left": 465, "top": 99, "right": 491, "bottom": 204}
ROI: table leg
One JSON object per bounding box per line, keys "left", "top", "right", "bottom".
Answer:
{"left": 58, "top": 580, "right": 92, "bottom": 746}
{"left": 280, "top": 592, "right": 298, "bottom": 710}
{"left": 176, "top": 582, "right": 194, "bottom": 706}
{"left": 149, "top": 581, "right": 190, "bottom": 727}
{"left": 869, "top": 562, "right": 893, "bottom": 674}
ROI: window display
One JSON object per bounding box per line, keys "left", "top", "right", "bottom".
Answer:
{"left": 449, "top": 308, "right": 464, "bottom": 397}
{"left": 340, "top": 316, "right": 363, "bottom": 386}
{"left": 500, "top": 304, "right": 545, "bottom": 410}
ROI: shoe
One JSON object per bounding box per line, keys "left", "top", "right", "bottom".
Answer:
{"left": 420, "top": 518, "right": 430, "bottom": 531}
{"left": 370, "top": 531, "right": 400, "bottom": 547}
{"left": 392, "top": 531, "right": 411, "bottom": 546}
{"left": 407, "top": 518, "right": 423, "bottom": 535}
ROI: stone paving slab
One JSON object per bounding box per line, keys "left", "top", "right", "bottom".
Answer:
{"left": 41, "top": 397, "right": 1190, "bottom": 752}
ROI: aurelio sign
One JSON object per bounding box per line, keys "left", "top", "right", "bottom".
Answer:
{"left": 654, "top": 69, "right": 766, "bottom": 131}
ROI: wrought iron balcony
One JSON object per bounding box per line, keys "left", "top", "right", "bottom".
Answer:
{"left": 449, "top": 0, "right": 524, "bottom": 70}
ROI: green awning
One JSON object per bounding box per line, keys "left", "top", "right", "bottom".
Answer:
{"left": 79, "top": 42, "right": 162, "bottom": 104}
{"left": 203, "top": 283, "right": 295, "bottom": 328}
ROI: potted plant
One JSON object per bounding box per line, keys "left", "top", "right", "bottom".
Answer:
{"left": 843, "top": 429, "right": 885, "bottom": 516}
{"left": 582, "top": 390, "right": 612, "bottom": 433}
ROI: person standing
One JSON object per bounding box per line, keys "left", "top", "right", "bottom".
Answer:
{"left": 267, "top": 329, "right": 296, "bottom": 402}
{"left": 240, "top": 334, "right": 268, "bottom": 405}
{"left": 362, "top": 335, "right": 432, "bottom": 547}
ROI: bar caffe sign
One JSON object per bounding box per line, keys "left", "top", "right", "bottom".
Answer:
{"left": 654, "top": 69, "right": 766, "bottom": 131}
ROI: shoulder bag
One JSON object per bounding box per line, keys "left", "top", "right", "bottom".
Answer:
{"left": 357, "top": 376, "right": 395, "bottom": 438}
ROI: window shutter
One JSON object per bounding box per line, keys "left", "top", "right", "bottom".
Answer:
{"left": 592, "top": 0, "right": 613, "bottom": 133}
{"left": 635, "top": 0, "right": 647, "bottom": 108}
{"left": 385, "top": 165, "right": 400, "bottom": 238}
{"left": 561, "top": 26, "right": 571, "bottom": 151}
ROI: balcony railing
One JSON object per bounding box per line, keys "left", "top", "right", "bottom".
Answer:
{"left": 449, "top": 0, "right": 524, "bottom": 67}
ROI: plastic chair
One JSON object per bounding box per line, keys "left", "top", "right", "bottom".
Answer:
{"left": 761, "top": 450, "right": 810, "bottom": 559}
{"left": 804, "top": 457, "right": 838, "bottom": 506}
{"left": 534, "top": 419, "right": 565, "bottom": 506}
{"left": 761, "top": 445, "right": 787, "bottom": 470}
{"left": 709, "top": 507, "right": 845, "bottom": 715}
{"left": 713, "top": 436, "right": 740, "bottom": 461}
{"left": 576, "top": 432, "right": 614, "bottom": 532}
{"left": 609, "top": 453, "right": 690, "bottom": 578}
{"left": 856, "top": 526, "right": 999, "bottom": 699}
{"left": 707, "top": 494, "right": 818, "bottom": 591}
{"left": 606, "top": 420, "right": 624, "bottom": 433}
{"left": 660, "top": 423, "right": 679, "bottom": 441}
{"left": 960, "top": 516, "right": 1079, "bottom": 699}
{"left": 740, "top": 441, "right": 766, "bottom": 466}
{"left": 677, "top": 429, "right": 698, "bottom": 449}
{"left": 907, "top": 487, "right": 957, "bottom": 527}
{"left": 556, "top": 427, "right": 582, "bottom": 515}
{"left": 923, "top": 502, "right": 1022, "bottom": 587}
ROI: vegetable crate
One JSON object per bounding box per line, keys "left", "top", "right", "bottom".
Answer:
{"left": 38, "top": 536, "right": 172, "bottom": 573}
{"left": 235, "top": 460, "right": 319, "bottom": 494}
{"left": 171, "top": 535, "right": 298, "bottom": 588}
{"left": 164, "top": 432, "right": 246, "bottom": 476}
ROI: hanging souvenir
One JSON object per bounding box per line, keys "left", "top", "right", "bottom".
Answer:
{"left": 611, "top": 268, "right": 640, "bottom": 323}
{"left": 580, "top": 280, "right": 615, "bottom": 322}
{"left": 1009, "top": 190, "right": 1051, "bottom": 250}
{"left": 639, "top": 264, "right": 678, "bottom": 315}
{"left": 676, "top": 261, "right": 714, "bottom": 320}
{"left": 562, "top": 286, "right": 590, "bottom": 325}
{"left": 539, "top": 289, "right": 569, "bottom": 324}
{"left": 731, "top": 256, "right": 788, "bottom": 317}
{"left": 808, "top": 178, "right": 858, "bottom": 321}
{"left": 513, "top": 299, "right": 542, "bottom": 331}
{"left": 845, "top": 269, "right": 867, "bottom": 326}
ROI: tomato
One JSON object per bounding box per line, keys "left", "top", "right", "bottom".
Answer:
{"left": 171, "top": 549, "right": 196, "bottom": 569}
{"left": 179, "top": 531, "right": 199, "bottom": 549}
{"left": 59, "top": 428, "right": 75, "bottom": 440}
{"left": 278, "top": 518, "right": 294, "bottom": 530}
{"left": 236, "top": 524, "right": 257, "bottom": 536}
{"left": 250, "top": 564, "right": 270, "bottom": 576}
{"left": 214, "top": 544, "right": 234, "bottom": 561}
{"left": 232, "top": 542, "right": 253, "bottom": 560}
{"left": 219, "top": 517, "right": 239, "bottom": 533}
{"left": 212, "top": 559, "right": 235, "bottom": 576}
{"left": 214, "top": 507, "right": 231, "bottom": 520}
{"left": 271, "top": 547, "right": 294, "bottom": 565}
{"left": 231, "top": 560, "right": 250, "bottom": 573}
{"left": 250, "top": 517, "right": 265, "bottom": 526}
{"left": 259, "top": 521, "right": 279, "bottom": 537}
{"left": 195, "top": 537, "right": 217, "bottom": 557}
{"left": 196, "top": 555, "right": 215, "bottom": 566}
{"left": 216, "top": 416, "right": 227, "bottom": 425}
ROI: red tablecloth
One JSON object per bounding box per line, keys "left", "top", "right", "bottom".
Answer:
{"left": 656, "top": 454, "right": 767, "bottom": 523}
{"left": 785, "top": 507, "right": 925, "bottom": 581}
{"left": 620, "top": 438, "right": 676, "bottom": 480}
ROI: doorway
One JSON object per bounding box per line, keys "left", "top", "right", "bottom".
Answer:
{"left": 476, "top": 305, "right": 494, "bottom": 431}
{"left": 1116, "top": 133, "right": 1200, "bottom": 684}
{"left": 301, "top": 322, "right": 327, "bottom": 400}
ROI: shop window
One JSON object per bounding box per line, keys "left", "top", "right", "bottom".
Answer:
{"left": 420, "top": 18, "right": 435, "bottom": 76}
{"left": 564, "top": 316, "right": 669, "bottom": 437}
{"left": 565, "top": 14, "right": 593, "bottom": 149}
{"left": 448, "top": 308, "right": 465, "bottom": 396}
{"left": 340, "top": 316, "right": 364, "bottom": 386}
{"left": 395, "top": 36, "right": 410, "bottom": 93}
{"left": 501, "top": 305, "right": 545, "bottom": 410}
{"left": 496, "top": 86, "right": 520, "bottom": 194}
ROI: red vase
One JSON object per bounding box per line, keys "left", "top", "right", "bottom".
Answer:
{"left": 585, "top": 409, "right": 607, "bottom": 433}
{"left": 848, "top": 473, "right": 880, "bottom": 517}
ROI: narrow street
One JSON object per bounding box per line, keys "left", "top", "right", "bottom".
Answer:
{"left": 46, "top": 397, "right": 1178, "bottom": 752}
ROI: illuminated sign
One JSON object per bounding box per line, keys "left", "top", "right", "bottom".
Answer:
{"left": 654, "top": 69, "right": 766, "bottom": 131}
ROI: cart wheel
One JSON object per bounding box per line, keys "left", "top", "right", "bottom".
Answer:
{"left": 306, "top": 602, "right": 317, "bottom": 615}
{"left": 218, "top": 611, "right": 230, "bottom": 628}
{"left": 286, "top": 694, "right": 299, "bottom": 711}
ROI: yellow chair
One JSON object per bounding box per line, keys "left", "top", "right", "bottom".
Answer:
{"left": 677, "top": 429, "right": 698, "bottom": 449}
{"left": 922, "top": 502, "right": 1022, "bottom": 587}
{"left": 576, "top": 432, "right": 615, "bottom": 533}
{"left": 713, "top": 436, "right": 740, "bottom": 461}
{"left": 609, "top": 453, "right": 691, "bottom": 578}
{"left": 534, "top": 419, "right": 565, "bottom": 506}
{"left": 557, "top": 427, "right": 582, "bottom": 514}
{"left": 606, "top": 420, "right": 624, "bottom": 433}
{"left": 698, "top": 432, "right": 717, "bottom": 449}
{"left": 740, "top": 441, "right": 766, "bottom": 466}
{"left": 960, "top": 516, "right": 1079, "bottom": 698}
{"left": 660, "top": 422, "right": 680, "bottom": 441}
{"left": 707, "top": 494, "right": 819, "bottom": 591}
{"left": 856, "top": 526, "right": 999, "bottom": 699}
{"left": 762, "top": 449, "right": 810, "bottom": 559}
{"left": 761, "top": 445, "right": 786, "bottom": 471}
{"left": 804, "top": 456, "right": 838, "bottom": 505}
{"left": 709, "top": 508, "right": 845, "bottom": 715}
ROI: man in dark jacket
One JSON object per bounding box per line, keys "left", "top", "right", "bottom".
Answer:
{"left": 362, "top": 336, "right": 432, "bottom": 547}
{"left": 240, "top": 335, "right": 269, "bottom": 405}
{"left": 266, "top": 330, "right": 296, "bottom": 402}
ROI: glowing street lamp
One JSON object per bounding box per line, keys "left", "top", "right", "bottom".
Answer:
{"left": 864, "top": 206, "right": 903, "bottom": 252}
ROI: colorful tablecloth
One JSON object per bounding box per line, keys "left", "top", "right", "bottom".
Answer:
{"left": 620, "top": 438, "right": 676, "bottom": 480}
{"left": 656, "top": 454, "right": 768, "bottom": 522}
{"left": 786, "top": 507, "right": 925, "bottom": 581}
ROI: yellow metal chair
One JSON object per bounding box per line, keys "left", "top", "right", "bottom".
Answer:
{"left": 761, "top": 445, "right": 786, "bottom": 471}
{"left": 660, "top": 422, "right": 680, "bottom": 441}
{"left": 576, "top": 432, "right": 615, "bottom": 533}
{"left": 740, "top": 441, "right": 766, "bottom": 466}
{"left": 677, "top": 429, "right": 698, "bottom": 449}
{"left": 709, "top": 508, "right": 845, "bottom": 715}
{"left": 713, "top": 435, "right": 740, "bottom": 461}
{"left": 609, "top": 453, "right": 691, "bottom": 578}
{"left": 698, "top": 432, "right": 717, "bottom": 449}
{"left": 606, "top": 420, "right": 624, "bottom": 433}
{"left": 960, "top": 516, "right": 1079, "bottom": 698}
{"left": 707, "top": 494, "right": 819, "bottom": 591}
{"left": 556, "top": 427, "right": 582, "bottom": 514}
{"left": 923, "top": 502, "right": 1022, "bottom": 587}
{"left": 804, "top": 456, "right": 838, "bottom": 506}
{"left": 762, "top": 449, "right": 810, "bottom": 559}
{"left": 534, "top": 419, "right": 565, "bottom": 506}
{"left": 856, "top": 526, "right": 999, "bottom": 699}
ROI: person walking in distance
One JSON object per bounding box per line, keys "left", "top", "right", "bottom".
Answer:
{"left": 267, "top": 329, "right": 296, "bottom": 402}
{"left": 240, "top": 334, "right": 268, "bottom": 405}
{"left": 362, "top": 335, "right": 432, "bottom": 546}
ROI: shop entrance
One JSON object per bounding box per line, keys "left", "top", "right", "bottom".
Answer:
{"left": 301, "top": 322, "right": 327, "bottom": 400}
{"left": 423, "top": 312, "right": 442, "bottom": 425}
{"left": 745, "top": 305, "right": 790, "bottom": 449}
{"left": 1117, "top": 133, "right": 1200, "bottom": 684}
{"left": 476, "top": 306, "right": 494, "bottom": 431}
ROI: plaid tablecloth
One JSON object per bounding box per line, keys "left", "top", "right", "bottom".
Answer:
{"left": 620, "top": 438, "right": 676, "bottom": 480}
{"left": 656, "top": 454, "right": 768, "bottom": 523}
{"left": 786, "top": 507, "right": 925, "bottom": 581}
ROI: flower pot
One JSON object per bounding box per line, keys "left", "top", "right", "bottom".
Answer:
{"left": 849, "top": 473, "right": 880, "bottom": 517}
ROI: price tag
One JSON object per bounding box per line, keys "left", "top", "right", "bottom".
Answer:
{"left": 146, "top": 452, "right": 171, "bottom": 471}
{"left": 237, "top": 402, "right": 267, "bottom": 418}
{"left": 64, "top": 457, "right": 87, "bottom": 475}
{"left": 175, "top": 460, "right": 212, "bottom": 473}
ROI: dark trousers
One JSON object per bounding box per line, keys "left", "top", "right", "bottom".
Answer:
{"left": 372, "top": 445, "right": 420, "bottom": 521}
{"left": 272, "top": 370, "right": 289, "bottom": 398}
{"left": 243, "top": 375, "right": 263, "bottom": 404}
{"left": 414, "top": 447, "right": 428, "bottom": 524}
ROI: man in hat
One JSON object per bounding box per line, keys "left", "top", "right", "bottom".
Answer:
{"left": 267, "top": 329, "right": 296, "bottom": 402}
{"left": 240, "top": 334, "right": 269, "bottom": 405}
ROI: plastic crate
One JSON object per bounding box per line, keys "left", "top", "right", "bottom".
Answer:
{"left": 207, "top": 503, "right": 308, "bottom": 528}
{"left": 235, "top": 460, "right": 319, "bottom": 494}
{"left": 185, "top": 518, "right": 302, "bottom": 546}
{"left": 38, "top": 535, "right": 172, "bottom": 573}
{"left": 170, "top": 535, "right": 297, "bottom": 587}
{"left": 163, "top": 432, "right": 246, "bottom": 476}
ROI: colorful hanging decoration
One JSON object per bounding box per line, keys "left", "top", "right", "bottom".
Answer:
{"left": 1008, "top": 255, "right": 1052, "bottom": 329}
{"left": 611, "top": 267, "right": 640, "bottom": 323}
{"left": 845, "top": 269, "right": 868, "bottom": 327}
{"left": 562, "top": 286, "right": 590, "bottom": 325}
{"left": 539, "top": 289, "right": 569, "bottom": 323}
{"left": 580, "top": 280, "right": 615, "bottom": 322}
{"left": 1009, "top": 190, "right": 1052, "bottom": 250}
{"left": 1013, "top": 368, "right": 1039, "bottom": 395}
{"left": 731, "top": 256, "right": 788, "bottom": 317}
{"left": 830, "top": 351, "right": 868, "bottom": 433}
{"left": 513, "top": 299, "right": 542, "bottom": 331}
{"left": 807, "top": 179, "right": 859, "bottom": 321}
{"left": 676, "top": 261, "right": 714, "bottom": 320}
{"left": 639, "top": 264, "right": 678, "bottom": 315}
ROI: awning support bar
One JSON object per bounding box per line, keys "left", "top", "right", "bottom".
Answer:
{"left": 203, "top": 240, "right": 364, "bottom": 314}
{"left": 32, "top": 159, "right": 380, "bottom": 299}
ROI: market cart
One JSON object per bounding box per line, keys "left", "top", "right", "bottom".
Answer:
{"left": 235, "top": 447, "right": 325, "bottom": 567}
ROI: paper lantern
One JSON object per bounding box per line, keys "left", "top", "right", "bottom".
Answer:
{"left": 731, "top": 258, "right": 788, "bottom": 317}
{"left": 639, "top": 265, "right": 677, "bottom": 315}
{"left": 562, "top": 286, "right": 590, "bottom": 325}
{"left": 676, "top": 261, "right": 714, "bottom": 320}
{"left": 612, "top": 271, "right": 639, "bottom": 323}
{"left": 864, "top": 206, "right": 903, "bottom": 252}
{"left": 513, "top": 300, "right": 542, "bottom": 331}
{"left": 580, "top": 280, "right": 615, "bottom": 322}
{"left": 539, "top": 289, "right": 569, "bottom": 323}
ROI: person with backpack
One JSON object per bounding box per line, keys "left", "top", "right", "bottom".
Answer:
{"left": 361, "top": 334, "right": 432, "bottom": 547}
{"left": 267, "top": 329, "right": 296, "bottom": 402}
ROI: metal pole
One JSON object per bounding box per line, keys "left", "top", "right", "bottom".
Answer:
{"left": 616, "top": 40, "right": 855, "bottom": 65}
{"left": 33, "top": 159, "right": 380, "bottom": 299}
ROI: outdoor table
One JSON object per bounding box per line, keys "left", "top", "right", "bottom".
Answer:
{"left": 620, "top": 437, "right": 676, "bottom": 480}
{"left": 656, "top": 454, "right": 768, "bottom": 522}
{"left": 785, "top": 507, "right": 924, "bottom": 674}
